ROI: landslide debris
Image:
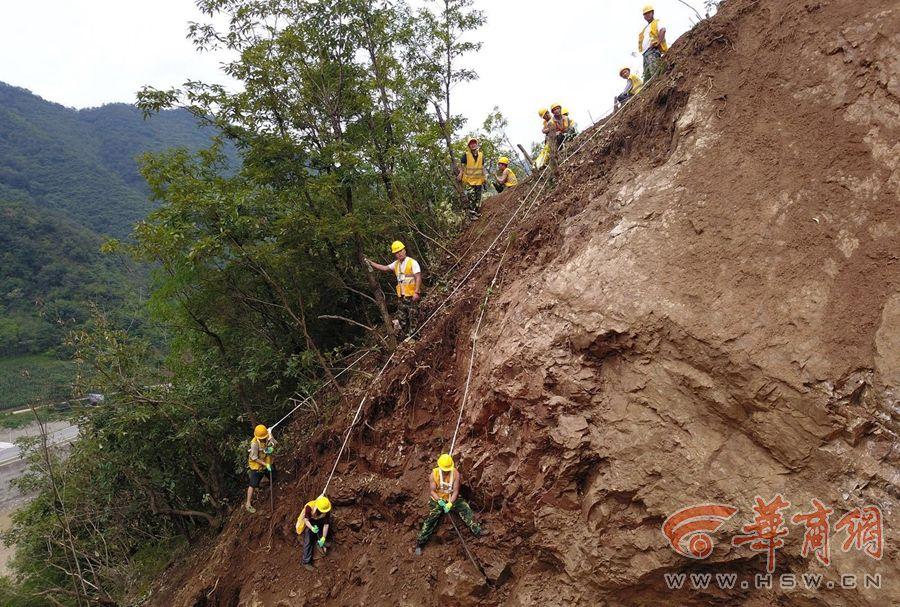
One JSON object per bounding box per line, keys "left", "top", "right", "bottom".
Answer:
{"left": 149, "top": 0, "right": 899, "bottom": 605}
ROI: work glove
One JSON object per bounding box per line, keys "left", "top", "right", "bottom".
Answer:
{"left": 264, "top": 445, "right": 274, "bottom": 455}
{"left": 443, "top": 501, "right": 453, "bottom": 513}
{"left": 317, "top": 537, "right": 326, "bottom": 548}
{"left": 437, "top": 499, "right": 446, "bottom": 509}
{"left": 311, "top": 525, "right": 319, "bottom": 534}
{"left": 265, "top": 463, "right": 272, "bottom": 472}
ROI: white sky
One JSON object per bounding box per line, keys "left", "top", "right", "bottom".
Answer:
{"left": 0, "top": 0, "right": 708, "bottom": 149}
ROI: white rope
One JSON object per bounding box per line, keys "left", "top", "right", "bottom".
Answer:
{"left": 321, "top": 99, "right": 638, "bottom": 492}
{"left": 268, "top": 348, "right": 374, "bottom": 431}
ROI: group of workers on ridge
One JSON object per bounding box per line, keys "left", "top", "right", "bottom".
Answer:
{"left": 246, "top": 425, "right": 481, "bottom": 565}
{"left": 239, "top": 2, "right": 673, "bottom": 572}
{"left": 615, "top": 5, "right": 668, "bottom": 109}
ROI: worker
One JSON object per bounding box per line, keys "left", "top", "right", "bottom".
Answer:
{"left": 457, "top": 137, "right": 486, "bottom": 218}
{"left": 614, "top": 67, "right": 643, "bottom": 110}
{"left": 542, "top": 103, "right": 575, "bottom": 149}
{"left": 638, "top": 5, "right": 668, "bottom": 82}
{"left": 562, "top": 107, "right": 577, "bottom": 132}
{"left": 245, "top": 424, "right": 275, "bottom": 514}
{"left": 535, "top": 108, "right": 553, "bottom": 168}
{"left": 295, "top": 495, "right": 332, "bottom": 569}
{"left": 415, "top": 454, "right": 482, "bottom": 555}
{"left": 366, "top": 241, "right": 422, "bottom": 336}
{"left": 492, "top": 156, "right": 518, "bottom": 193}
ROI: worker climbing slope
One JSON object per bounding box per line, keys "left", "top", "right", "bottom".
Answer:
{"left": 492, "top": 156, "right": 518, "bottom": 193}
{"left": 295, "top": 495, "right": 333, "bottom": 570}
{"left": 614, "top": 66, "right": 643, "bottom": 110}
{"left": 415, "top": 454, "right": 482, "bottom": 555}
{"left": 366, "top": 241, "right": 422, "bottom": 337}
{"left": 638, "top": 4, "right": 668, "bottom": 82}
{"left": 543, "top": 103, "right": 576, "bottom": 150}
{"left": 245, "top": 424, "right": 275, "bottom": 514}
{"left": 457, "top": 137, "right": 487, "bottom": 218}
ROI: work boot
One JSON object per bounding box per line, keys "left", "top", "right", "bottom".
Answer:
{"left": 245, "top": 504, "right": 256, "bottom": 514}
{"left": 303, "top": 563, "right": 314, "bottom": 571}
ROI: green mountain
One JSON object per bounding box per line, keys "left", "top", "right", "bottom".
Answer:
{"left": 0, "top": 82, "right": 229, "bottom": 405}
{"left": 0, "top": 82, "right": 225, "bottom": 237}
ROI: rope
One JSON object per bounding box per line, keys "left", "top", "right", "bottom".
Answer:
{"left": 319, "top": 97, "right": 641, "bottom": 494}
{"left": 268, "top": 348, "right": 374, "bottom": 432}
{"left": 449, "top": 512, "right": 491, "bottom": 583}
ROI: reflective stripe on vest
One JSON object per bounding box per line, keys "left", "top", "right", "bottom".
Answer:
{"left": 247, "top": 437, "right": 271, "bottom": 470}
{"left": 463, "top": 150, "right": 485, "bottom": 186}
{"left": 639, "top": 19, "right": 668, "bottom": 53}
{"left": 433, "top": 468, "right": 455, "bottom": 501}
{"left": 394, "top": 257, "right": 416, "bottom": 298}
{"left": 628, "top": 73, "right": 643, "bottom": 94}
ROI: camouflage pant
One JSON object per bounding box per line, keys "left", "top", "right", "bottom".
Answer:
{"left": 394, "top": 297, "right": 419, "bottom": 337}
{"left": 416, "top": 498, "right": 481, "bottom": 546}
{"left": 642, "top": 46, "right": 665, "bottom": 82}
{"left": 466, "top": 185, "right": 483, "bottom": 215}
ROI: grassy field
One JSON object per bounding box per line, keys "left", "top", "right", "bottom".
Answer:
{"left": 0, "top": 355, "right": 75, "bottom": 412}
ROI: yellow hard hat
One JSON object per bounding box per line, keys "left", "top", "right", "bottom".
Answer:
{"left": 467, "top": 137, "right": 478, "bottom": 145}
{"left": 538, "top": 107, "right": 548, "bottom": 117}
{"left": 620, "top": 66, "right": 630, "bottom": 76}
{"left": 315, "top": 495, "right": 332, "bottom": 513}
{"left": 550, "top": 103, "right": 562, "bottom": 111}
{"left": 562, "top": 107, "right": 569, "bottom": 115}
{"left": 643, "top": 4, "right": 654, "bottom": 13}
{"left": 437, "top": 453, "right": 454, "bottom": 471}
{"left": 498, "top": 156, "right": 510, "bottom": 165}
{"left": 254, "top": 424, "right": 268, "bottom": 440}
{"left": 390, "top": 240, "right": 405, "bottom": 254}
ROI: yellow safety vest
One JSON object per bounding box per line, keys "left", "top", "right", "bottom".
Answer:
{"left": 639, "top": 19, "right": 668, "bottom": 53}
{"left": 500, "top": 168, "right": 518, "bottom": 187}
{"left": 462, "top": 149, "right": 485, "bottom": 186}
{"left": 433, "top": 468, "right": 456, "bottom": 502}
{"left": 628, "top": 73, "right": 643, "bottom": 94}
{"left": 295, "top": 500, "right": 328, "bottom": 534}
{"left": 394, "top": 257, "right": 417, "bottom": 298}
{"left": 247, "top": 437, "right": 272, "bottom": 471}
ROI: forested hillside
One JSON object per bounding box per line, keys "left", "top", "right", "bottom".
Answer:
{"left": 0, "top": 82, "right": 227, "bottom": 236}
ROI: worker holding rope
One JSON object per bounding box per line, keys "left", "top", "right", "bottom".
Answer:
{"left": 415, "top": 454, "right": 482, "bottom": 555}
{"left": 245, "top": 424, "right": 275, "bottom": 514}
{"left": 295, "top": 495, "right": 333, "bottom": 569}
{"left": 366, "top": 240, "right": 422, "bottom": 337}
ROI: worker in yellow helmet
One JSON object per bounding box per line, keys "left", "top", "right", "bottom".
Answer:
{"left": 456, "top": 137, "right": 487, "bottom": 219}
{"left": 492, "top": 156, "right": 518, "bottom": 193}
{"left": 614, "top": 67, "right": 644, "bottom": 110}
{"left": 245, "top": 424, "right": 275, "bottom": 514}
{"left": 538, "top": 107, "right": 552, "bottom": 132}
{"left": 638, "top": 5, "right": 668, "bottom": 82}
{"left": 295, "top": 495, "right": 333, "bottom": 569}
{"left": 543, "top": 103, "right": 575, "bottom": 149}
{"left": 415, "top": 454, "right": 482, "bottom": 555}
{"left": 366, "top": 241, "right": 422, "bottom": 336}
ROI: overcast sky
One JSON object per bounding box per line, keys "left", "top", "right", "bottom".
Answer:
{"left": 0, "top": 0, "right": 708, "bottom": 150}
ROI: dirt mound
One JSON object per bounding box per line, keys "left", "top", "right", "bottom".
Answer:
{"left": 149, "top": 0, "right": 899, "bottom": 605}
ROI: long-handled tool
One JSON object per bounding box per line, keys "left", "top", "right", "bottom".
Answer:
{"left": 448, "top": 512, "right": 492, "bottom": 586}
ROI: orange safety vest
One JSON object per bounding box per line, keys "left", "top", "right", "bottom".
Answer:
{"left": 639, "top": 19, "right": 668, "bottom": 53}
{"left": 432, "top": 468, "right": 456, "bottom": 502}
{"left": 462, "top": 149, "right": 485, "bottom": 186}
{"left": 394, "top": 257, "right": 417, "bottom": 298}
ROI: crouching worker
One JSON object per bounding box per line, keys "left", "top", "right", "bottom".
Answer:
{"left": 492, "top": 156, "right": 518, "bottom": 193}
{"left": 245, "top": 424, "right": 275, "bottom": 514}
{"left": 614, "top": 67, "right": 643, "bottom": 110}
{"left": 415, "top": 454, "right": 481, "bottom": 555}
{"left": 295, "top": 495, "right": 333, "bottom": 569}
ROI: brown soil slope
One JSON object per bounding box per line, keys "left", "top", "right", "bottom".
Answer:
{"left": 149, "top": 0, "right": 899, "bottom": 605}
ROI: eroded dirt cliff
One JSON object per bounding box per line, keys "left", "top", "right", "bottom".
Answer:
{"left": 149, "top": 0, "right": 899, "bottom": 605}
